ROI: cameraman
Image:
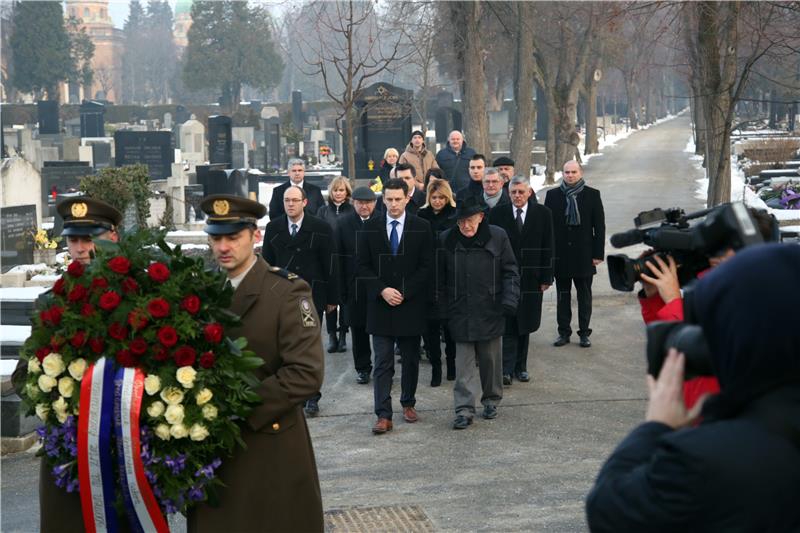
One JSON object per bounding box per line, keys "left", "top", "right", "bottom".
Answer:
{"left": 586, "top": 243, "right": 800, "bottom": 532}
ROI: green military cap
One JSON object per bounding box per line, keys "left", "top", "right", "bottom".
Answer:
{"left": 201, "top": 194, "right": 267, "bottom": 235}
{"left": 57, "top": 196, "right": 123, "bottom": 236}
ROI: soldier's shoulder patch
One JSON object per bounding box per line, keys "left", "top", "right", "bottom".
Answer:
{"left": 269, "top": 266, "right": 299, "bottom": 281}
{"left": 299, "top": 297, "right": 316, "bottom": 328}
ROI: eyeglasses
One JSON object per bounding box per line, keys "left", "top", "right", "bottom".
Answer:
{"left": 284, "top": 198, "right": 304, "bottom": 204}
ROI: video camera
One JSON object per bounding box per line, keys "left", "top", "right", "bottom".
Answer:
{"left": 607, "top": 203, "right": 763, "bottom": 292}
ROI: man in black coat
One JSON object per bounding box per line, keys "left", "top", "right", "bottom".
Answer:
{"left": 263, "top": 184, "right": 339, "bottom": 416}
{"left": 544, "top": 161, "right": 605, "bottom": 348}
{"left": 395, "top": 163, "right": 426, "bottom": 215}
{"left": 358, "top": 178, "right": 433, "bottom": 435}
{"left": 336, "top": 186, "right": 380, "bottom": 385}
{"left": 268, "top": 158, "right": 325, "bottom": 218}
{"left": 481, "top": 167, "right": 511, "bottom": 213}
{"left": 455, "top": 154, "right": 487, "bottom": 202}
{"left": 489, "top": 176, "right": 554, "bottom": 385}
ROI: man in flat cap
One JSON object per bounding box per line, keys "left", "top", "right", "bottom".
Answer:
{"left": 188, "top": 194, "right": 324, "bottom": 533}
{"left": 493, "top": 156, "right": 515, "bottom": 189}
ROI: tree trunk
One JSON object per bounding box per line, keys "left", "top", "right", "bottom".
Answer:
{"left": 510, "top": 2, "right": 535, "bottom": 179}
{"left": 584, "top": 85, "right": 598, "bottom": 155}
{"left": 343, "top": 107, "right": 357, "bottom": 185}
{"left": 544, "top": 87, "right": 557, "bottom": 185}
{"left": 461, "top": 1, "right": 491, "bottom": 156}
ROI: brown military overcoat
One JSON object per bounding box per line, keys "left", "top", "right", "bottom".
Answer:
{"left": 188, "top": 256, "right": 325, "bottom": 533}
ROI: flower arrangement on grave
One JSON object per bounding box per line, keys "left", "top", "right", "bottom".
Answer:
{"left": 18, "top": 229, "right": 264, "bottom": 531}
{"left": 31, "top": 228, "right": 60, "bottom": 250}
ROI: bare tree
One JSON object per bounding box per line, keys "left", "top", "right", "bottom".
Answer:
{"left": 94, "top": 66, "right": 115, "bottom": 98}
{"left": 509, "top": 2, "right": 536, "bottom": 179}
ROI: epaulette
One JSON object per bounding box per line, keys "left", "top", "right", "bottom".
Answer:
{"left": 269, "top": 266, "right": 299, "bottom": 281}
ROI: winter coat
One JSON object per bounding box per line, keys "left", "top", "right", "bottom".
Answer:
{"left": 269, "top": 181, "right": 325, "bottom": 219}
{"left": 435, "top": 142, "right": 476, "bottom": 193}
{"left": 417, "top": 204, "right": 456, "bottom": 238}
{"left": 544, "top": 185, "right": 605, "bottom": 278}
{"left": 398, "top": 142, "right": 439, "bottom": 188}
{"left": 336, "top": 209, "right": 380, "bottom": 327}
{"left": 379, "top": 160, "right": 395, "bottom": 183}
{"left": 316, "top": 200, "right": 354, "bottom": 232}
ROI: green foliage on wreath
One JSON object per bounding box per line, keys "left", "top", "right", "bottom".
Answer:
{"left": 80, "top": 165, "right": 152, "bottom": 229}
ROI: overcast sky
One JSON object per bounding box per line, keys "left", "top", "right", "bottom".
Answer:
{"left": 105, "top": 0, "right": 288, "bottom": 29}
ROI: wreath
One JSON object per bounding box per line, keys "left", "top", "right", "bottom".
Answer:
{"left": 18, "top": 229, "right": 263, "bottom": 529}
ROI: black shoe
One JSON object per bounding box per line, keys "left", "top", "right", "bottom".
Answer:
{"left": 337, "top": 330, "right": 347, "bottom": 353}
{"left": 304, "top": 399, "right": 319, "bottom": 417}
{"left": 482, "top": 405, "right": 498, "bottom": 419}
{"left": 452, "top": 415, "right": 473, "bottom": 430}
{"left": 553, "top": 335, "right": 570, "bottom": 347}
{"left": 356, "top": 371, "right": 370, "bottom": 385}
{"left": 326, "top": 334, "right": 339, "bottom": 353}
{"left": 446, "top": 361, "right": 456, "bottom": 381}
{"left": 516, "top": 371, "right": 530, "bottom": 382}
{"left": 502, "top": 374, "right": 512, "bottom": 386}
{"left": 430, "top": 366, "right": 442, "bottom": 387}
{"left": 579, "top": 336, "right": 591, "bottom": 348}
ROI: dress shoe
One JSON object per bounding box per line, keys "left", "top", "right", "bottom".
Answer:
{"left": 372, "top": 417, "right": 393, "bottom": 434}
{"left": 326, "top": 334, "right": 339, "bottom": 353}
{"left": 452, "top": 415, "right": 473, "bottom": 430}
{"left": 430, "top": 366, "right": 442, "bottom": 387}
{"left": 580, "top": 335, "right": 591, "bottom": 348}
{"left": 304, "top": 399, "right": 319, "bottom": 417}
{"left": 337, "top": 330, "right": 347, "bottom": 353}
{"left": 482, "top": 405, "right": 498, "bottom": 419}
{"left": 502, "top": 374, "right": 512, "bottom": 386}
{"left": 403, "top": 406, "right": 418, "bottom": 423}
{"left": 553, "top": 335, "right": 570, "bottom": 347}
{"left": 516, "top": 371, "right": 530, "bottom": 382}
{"left": 356, "top": 371, "right": 370, "bottom": 385}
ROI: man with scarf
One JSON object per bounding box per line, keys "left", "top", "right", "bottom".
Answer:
{"left": 544, "top": 160, "right": 605, "bottom": 348}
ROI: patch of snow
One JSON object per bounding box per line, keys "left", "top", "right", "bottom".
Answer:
{"left": 1, "top": 325, "right": 31, "bottom": 343}
{"left": 0, "top": 286, "right": 49, "bottom": 301}
{"left": 8, "top": 263, "right": 49, "bottom": 273}
{"left": 0, "top": 360, "right": 19, "bottom": 377}
{"left": 685, "top": 135, "right": 696, "bottom": 154}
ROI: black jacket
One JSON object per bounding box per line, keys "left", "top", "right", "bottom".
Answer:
{"left": 406, "top": 188, "right": 426, "bottom": 215}
{"left": 488, "top": 200, "right": 554, "bottom": 333}
{"left": 435, "top": 142, "right": 477, "bottom": 193}
{"left": 417, "top": 204, "right": 456, "bottom": 238}
{"left": 436, "top": 222, "right": 520, "bottom": 342}
{"left": 316, "top": 200, "right": 354, "bottom": 232}
{"left": 268, "top": 181, "right": 325, "bottom": 219}
{"left": 336, "top": 209, "right": 378, "bottom": 327}
{"left": 263, "top": 213, "right": 339, "bottom": 312}
{"left": 544, "top": 185, "right": 605, "bottom": 278}
{"left": 485, "top": 188, "right": 511, "bottom": 214}
{"left": 357, "top": 213, "right": 433, "bottom": 337}
{"left": 455, "top": 179, "right": 485, "bottom": 203}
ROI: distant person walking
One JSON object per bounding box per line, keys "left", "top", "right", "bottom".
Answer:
{"left": 269, "top": 158, "right": 325, "bottom": 218}
{"left": 399, "top": 130, "right": 439, "bottom": 191}
{"left": 436, "top": 130, "right": 476, "bottom": 193}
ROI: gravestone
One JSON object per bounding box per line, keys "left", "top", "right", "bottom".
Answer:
{"left": 175, "top": 105, "right": 191, "bottom": 125}
{"left": 40, "top": 162, "right": 93, "bottom": 217}
{"left": 1, "top": 205, "right": 36, "bottom": 273}
{"left": 208, "top": 116, "right": 232, "bottom": 166}
{"left": 114, "top": 131, "right": 173, "bottom": 180}
{"left": 205, "top": 168, "right": 249, "bottom": 197}
{"left": 489, "top": 110, "right": 510, "bottom": 136}
{"left": 195, "top": 163, "right": 227, "bottom": 196}
{"left": 163, "top": 112, "right": 173, "bottom": 130}
{"left": 292, "top": 91, "right": 303, "bottom": 133}
{"left": 88, "top": 141, "right": 112, "bottom": 169}
{"left": 179, "top": 117, "right": 206, "bottom": 166}
{"left": 232, "top": 141, "right": 246, "bottom": 169}
{"left": 184, "top": 184, "right": 205, "bottom": 221}
{"left": 435, "top": 107, "right": 463, "bottom": 144}
{"left": 262, "top": 107, "right": 282, "bottom": 171}
{"left": 37, "top": 101, "right": 60, "bottom": 135}
{"left": 80, "top": 101, "right": 105, "bottom": 138}
{"left": 65, "top": 118, "right": 81, "bottom": 137}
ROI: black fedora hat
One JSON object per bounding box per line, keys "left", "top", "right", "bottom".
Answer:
{"left": 453, "top": 195, "right": 488, "bottom": 220}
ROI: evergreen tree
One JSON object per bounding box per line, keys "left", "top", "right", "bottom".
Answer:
{"left": 65, "top": 16, "right": 95, "bottom": 96}
{"left": 145, "top": 0, "right": 178, "bottom": 103}
{"left": 121, "top": 0, "right": 147, "bottom": 103}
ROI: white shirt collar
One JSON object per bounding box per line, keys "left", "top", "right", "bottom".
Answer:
{"left": 288, "top": 214, "right": 304, "bottom": 232}
{"left": 514, "top": 202, "right": 528, "bottom": 217}
{"left": 228, "top": 256, "right": 257, "bottom": 290}
{"left": 387, "top": 211, "right": 406, "bottom": 226}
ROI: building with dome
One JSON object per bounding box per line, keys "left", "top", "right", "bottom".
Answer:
{"left": 173, "top": 0, "right": 193, "bottom": 52}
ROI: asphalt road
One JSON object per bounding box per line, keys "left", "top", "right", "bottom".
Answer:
{"left": 1, "top": 114, "right": 704, "bottom": 532}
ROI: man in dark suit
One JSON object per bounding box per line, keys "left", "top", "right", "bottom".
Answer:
{"left": 358, "top": 178, "right": 433, "bottom": 434}
{"left": 544, "top": 160, "right": 605, "bottom": 348}
{"left": 489, "top": 176, "right": 554, "bottom": 384}
{"left": 455, "top": 154, "right": 487, "bottom": 202}
{"left": 395, "top": 163, "right": 426, "bottom": 215}
{"left": 482, "top": 167, "right": 511, "bottom": 213}
{"left": 264, "top": 185, "right": 338, "bottom": 416}
{"left": 268, "top": 158, "right": 325, "bottom": 218}
{"left": 337, "top": 186, "right": 380, "bottom": 385}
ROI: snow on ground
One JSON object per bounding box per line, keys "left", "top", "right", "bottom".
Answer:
{"left": 0, "top": 360, "right": 18, "bottom": 376}
{"left": 0, "top": 286, "right": 48, "bottom": 301}
{"left": 1, "top": 325, "right": 31, "bottom": 343}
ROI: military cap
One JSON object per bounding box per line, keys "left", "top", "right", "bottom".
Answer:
{"left": 201, "top": 194, "right": 267, "bottom": 235}
{"left": 57, "top": 196, "right": 123, "bottom": 237}
{"left": 493, "top": 156, "right": 515, "bottom": 167}
{"left": 352, "top": 186, "right": 377, "bottom": 201}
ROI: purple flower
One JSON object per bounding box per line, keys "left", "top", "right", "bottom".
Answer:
{"left": 164, "top": 454, "right": 187, "bottom": 475}
{"left": 188, "top": 485, "right": 204, "bottom": 502}
{"left": 163, "top": 499, "right": 178, "bottom": 515}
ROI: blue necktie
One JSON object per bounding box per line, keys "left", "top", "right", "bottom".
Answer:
{"left": 291, "top": 223, "right": 298, "bottom": 237}
{"left": 390, "top": 220, "right": 399, "bottom": 255}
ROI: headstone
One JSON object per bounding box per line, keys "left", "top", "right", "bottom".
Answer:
{"left": 435, "top": 107, "right": 463, "bottom": 144}
{"left": 37, "top": 101, "right": 60, "bottom": 135}
{"left": 232, "top": 141, "right": 246, "bottom": 169}
{"left": 114, "top": 131, "right": 173, "bottom": 180}
{"left": 1, "top": 205, "right": 36, "bottom": 273}
{"left": 207, "top": 116, "right": 232, "bottom": 166}
{"left": 292, "top": 91, "right": 303, "bottom": 133}
{"left": 184, "top": 184, "right": 205, "bottom": 221}
{"left": 1, "top": 157, "right": 43, "bottom": 227}
{"left": 65, "top": 118, "right": 81, "bottom": 137}
{"left": 121, "top": 203, "right": 138, "bottom": 233}
{"left": 205, "top": 168, "right": 249, "bottom": 197}
{"left": 489, "top": 110, "right": 510, "bottom": 136}
{"left": 263, "top": 116, "right": 281, "bottom": 171}
{"left": 163, "top": 112, "right": 173, "bottom": 130}
{"left": 195, "top": 163, "right": 227, "bottom": 196}
{"left": 80, "top": 101, "right": 105, "bottom": 138}
{"left": 88, "top": 141, "right": 112, "bottom": 169}
{"left": 178, "top": 117, "right": 206, "bottom": 166}
{"left": 40, "top": 162, "right": 93, "bottom": 217}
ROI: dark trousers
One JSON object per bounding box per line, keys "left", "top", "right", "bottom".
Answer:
{"left": 350, "top": 324, "right": 372, "bottom": 374}
{"left": 324, "top": 306, "right": 346, "bottom": 335}
{"left": 555, "top": 276, "right": 593, "bottom": 337}
{"left": 502, "top": 318, "right": 530, "bottom": 375}
{"left": 423, "top": 319, "right": 455, "bottom": 369}
{"left": 306, "top": 306, "right": 325, "bottom": 404}
{"left": 372, "top": 335, "right": 420, "bottom": 420}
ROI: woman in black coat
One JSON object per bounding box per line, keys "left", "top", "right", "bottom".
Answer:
{"left": 417, "top": 179, "right": 457, "bottom": 384}
{"left": 378, "top": 148, "right": 399, "bottom": 183}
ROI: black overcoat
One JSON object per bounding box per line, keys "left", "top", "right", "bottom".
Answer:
{"left": 544, "top": 186, "right": 605, "bottom": 279}
{"left": 488, "top": 200, "right": 554, "bottom": 333}
{"left": 336, "top": 210, "right": 379, "bottom": 327}
{"left": 268, "top": 181, "right": 325, "bottom": 219}
{"left": 316, "top": 200, "right": 354, "bottom": 232}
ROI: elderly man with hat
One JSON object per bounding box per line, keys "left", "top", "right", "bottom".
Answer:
{"left": 435, "top": 195, "right": 519, "bottom": 430}
{"left": 399, "top": 130, "right": 439, "bottom": 191}
{"left": 493, "top": 156, "right": 516, "bottom": 188}
{"left": 188, "top": 194, "right": 325, "bottom": 533}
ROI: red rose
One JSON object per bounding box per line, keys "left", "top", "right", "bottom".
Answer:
{"left": 199, "top": 351, "right": 216, "bottom": 369}
{"left": 67, "top": 284, "right": 88, "bottom": 303}
{"left": 157, "top": 326, "right": 178, "bottom": 347}
{"left": 108, "top": 322, "right": 128, "bottom": 340}
{"left": 128, "top": 309, "right": 148, "bottom": 331}
{"left": 116, "top": 349, "right": 137, "bottom": 367}
{"left": 81, "top": 303, "right": 95, "bottom": 317}
{"left": 50, "top": 335, "right": 64, "bottom": 350}
{"left": 181, "top": 295, "right": 201, "bottom": 315}
{"left": 40, "top": 306, "right": 64, "bottom": 326}
{"left": 173, "top": 346, "right": 196, "bottom": 367}
{"left": 130, "top": 338, "right": 148, "bottom": 355}
{"left": 70, "top": 330, "right": 86, "bottom": 348}
{"left": 90, "top": 277, "right": 109, "bottom": 291}
{"left": 148, "top": 262, "right": 170, "bottom": 283}
{"left": 89, "top": 338, "right": 105, "bottom": 354}
{"left": 67, "top": 261, "right": 85, "bottom": 278}
{"left": 35, "top": 347, "right": 51, "bottom": 362}
{"left": 203, "top": 323, "right": 224, "bottom": 344}
{"left": 152, "top": 346, "right": 170, "bottom": 361}
{"left": 121, "top": 277, "right": 139, "bottom": 294}
{"left": 147, "top": 298, "right": 170, "bottom": 319}
{"left": 107, "top": 256, "right": 131, "bottom": 274}
{"left": 99, "top": 291, "right": 122, "bottom": 311}
{"left": 52, "top": 277, "right": 66, "bottom": 295}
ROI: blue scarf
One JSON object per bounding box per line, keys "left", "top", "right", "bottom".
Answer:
{"left": 560, "top": 178, "right": 585, "bottom": 226}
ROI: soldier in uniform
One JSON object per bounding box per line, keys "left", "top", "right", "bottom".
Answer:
{"left": 188, "top": 194, "right": 324, "bottom": 533}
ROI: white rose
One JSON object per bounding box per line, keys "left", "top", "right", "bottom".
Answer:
{"left": 35, "top": 403, "right": 50, "bottom": 421}
{"left": 159, "top": 387, "right": 184, "bottom": 405}
{"left": 164, "top": 404, "right": 185, "bottom": 425}
{"left": 42, "top": 353, "right": 66, "bottom": 378}
{"left": 25, "top": 382, "right": 40, "bottom": 401}
{"left": 52, "top": 396, "right": 68, "bottom": 414}
{"left": 55, "top": 410, "right": 68, "bottom": 423}
{"left": 57, "top": 377, "right": 75, "bottom": 398}
{"left": 144, "top": 374, "right": 161, "bottom": 396}
{"left": 38, "top": 374, "right": 57, "bottom": 393}
{"left": 195, "top": 388, "right": 213, "bottom": 406}
{"left": 27, "top": 358, "right": 42, "bottom": 374}
{"left": 155, "top": 424, "right": 171, "bottom": 441}
{"left": 68, "top": 358, "right": 87, "bottom": 381}
{"left": 201, "top": 403, "right": 218, "bottom": 421}
{"left": 189, "top": 423, "right": 209, "bottom": 442}
{"left": 169, "top": 423, "right": 188, "bottom": 439}
{"left": 175, "top": 366, "right": 197, "bottom": 389}
{"left": 147, "top": 401, "right": 165, "bottom": 418}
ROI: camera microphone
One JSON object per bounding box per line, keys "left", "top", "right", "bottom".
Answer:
{"left": 610, "top": 229, "right": 646, "bottom": 248}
